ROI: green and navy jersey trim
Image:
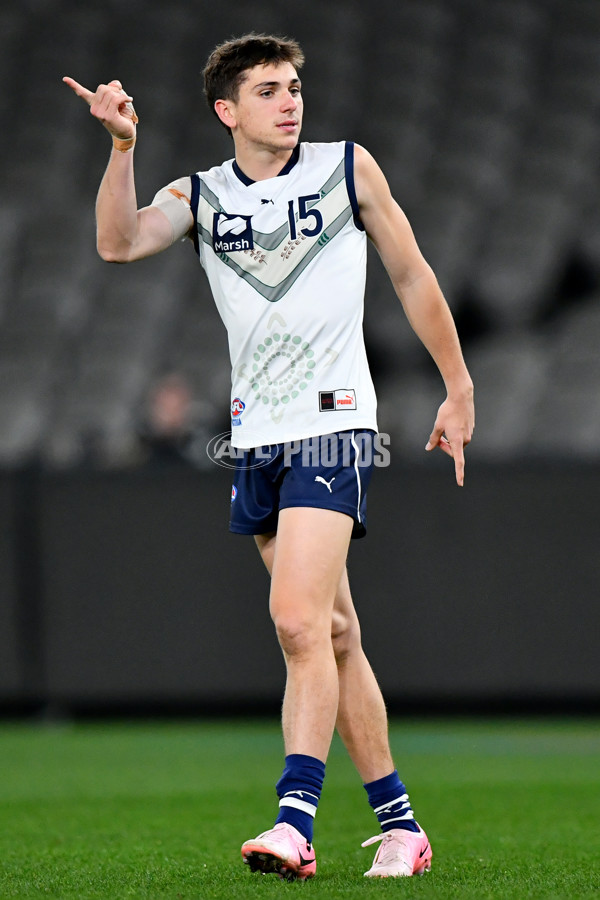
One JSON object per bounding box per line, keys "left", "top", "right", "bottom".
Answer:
{"left": 190, "top": 172, "right": 200, "bottom": 255}
{"left": 345, "top": 142, "right": 365, "bottom": 231}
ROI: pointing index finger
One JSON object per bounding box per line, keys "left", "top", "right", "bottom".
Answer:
{"left": 62, "top": 76, "right": 95, "bottom": 105}
{"left": 455, "top": 454, "right": 465, "bottom": 487}
{"left": 437, "top": 433, "right": 466, "bottom": 486}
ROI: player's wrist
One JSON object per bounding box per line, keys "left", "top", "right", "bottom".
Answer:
{"left": 443, "top": 370, "right": 473, "bottom": 399}
{"left": 111, "top": 101, "right": 139, "bottom": 153}
{"left": 112, "top": 133, "right": 136, "bottom": 153}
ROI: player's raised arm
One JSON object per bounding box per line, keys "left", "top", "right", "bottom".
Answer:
{"left": 353, "top": 143, "right": 474, "bottom": 486}
{"left": 63, "top": 77, "right": 186, "bottom": 262}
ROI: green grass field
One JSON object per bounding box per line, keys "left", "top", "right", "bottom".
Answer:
{"left": 0, "top": 718, "right": 598, "bottom": 898}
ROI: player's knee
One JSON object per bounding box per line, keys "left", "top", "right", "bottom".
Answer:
{"left": 331, "top": 608, "right": 361, "bottom": 665}
{"left": 273, "top": 612, "right": 328, "bottom": 659}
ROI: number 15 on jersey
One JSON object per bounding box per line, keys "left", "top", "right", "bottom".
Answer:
{"left": 287, "top": 194, "right": 324, "bottom": 239}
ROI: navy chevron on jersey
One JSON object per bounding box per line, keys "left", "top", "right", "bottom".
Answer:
{"left": 168, "top": 141, "right": 378, "bottom": 449}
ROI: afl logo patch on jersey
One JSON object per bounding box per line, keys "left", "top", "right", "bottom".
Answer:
{"left": 231, "top": 397, "right": 245, "bottom": 426}
{"left": 213, "top": 212, "right": 254, "bottom": 253}
{"left": 231, "top": 484, "right": 238, "bottom": 502}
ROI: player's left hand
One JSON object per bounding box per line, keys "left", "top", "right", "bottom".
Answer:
{"left": 425, "top": 391, "right": 474, "bottom": 486}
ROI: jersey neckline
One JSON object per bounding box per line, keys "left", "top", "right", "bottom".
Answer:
{"left": 232, "top": 144, "right": 301, "bottom": 186}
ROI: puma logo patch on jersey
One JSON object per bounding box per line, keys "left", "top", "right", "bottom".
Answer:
{"left": 213, "top": 212, "right": 254, "bottom": 252}
{"left": 319, "top": 389, "right": 357, "bottom": 411}
{"left": 315, "top": 476, "right": 335, "bottom": 493}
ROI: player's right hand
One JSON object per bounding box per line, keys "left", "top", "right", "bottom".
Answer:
{"left": 62, "top": 77, "right": 138, "bottom": 139}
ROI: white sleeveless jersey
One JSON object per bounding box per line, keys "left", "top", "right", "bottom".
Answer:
{"left": 187, "top": 141, "right": 378, "bottom": 448}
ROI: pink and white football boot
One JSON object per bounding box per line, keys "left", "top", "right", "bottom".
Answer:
{"left": 362, "top": 825, "right": 432, "bottom": 877}
{"left": 241, "top": 823, "right": 317, "bottom": 881}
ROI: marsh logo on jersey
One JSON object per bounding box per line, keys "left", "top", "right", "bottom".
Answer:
{"left": 213, "top": 213, "right": 254, "bottom": 252}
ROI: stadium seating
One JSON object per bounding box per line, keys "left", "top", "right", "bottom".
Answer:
{"left": 1, "top": 0, "right": 600, "bottom": 467}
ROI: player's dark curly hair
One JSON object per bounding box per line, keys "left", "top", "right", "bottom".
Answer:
{"left": 203, "top": 33, "right": 305, "bottom": 136}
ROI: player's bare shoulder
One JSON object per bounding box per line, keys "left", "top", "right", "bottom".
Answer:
{"left": 150, "top": 177, "right": 194, "bottom": 243}
{"left": 354, "top": 143, "right": 393, "bottom": 196}
{"left": 351, "top": 144, "right": 396, "bottom": 235}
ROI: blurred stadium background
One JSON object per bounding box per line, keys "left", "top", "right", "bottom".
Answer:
{"left": 0, "top": 0, "right": 599, "bottom": 716}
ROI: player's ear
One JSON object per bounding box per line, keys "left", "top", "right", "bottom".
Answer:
{"left": 215, "top": 99, "right": 236, "bottom": 130}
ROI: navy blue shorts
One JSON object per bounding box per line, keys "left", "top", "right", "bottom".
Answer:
{"left": 230, "top": 430, "right": 377, "bottom": 539}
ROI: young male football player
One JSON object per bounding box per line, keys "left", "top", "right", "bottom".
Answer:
{"left": 64, "top": 32, "right": 474, "bottom": 880}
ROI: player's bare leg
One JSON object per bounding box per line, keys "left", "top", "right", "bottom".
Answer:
{"left": 331, "top": 567, "right": 395, "bottom": 782}
{"left": 264, "top": 506, "right": 353, "bottom": 760}
{"left": 255, "top": 522, "right": 394, "bottom": 780}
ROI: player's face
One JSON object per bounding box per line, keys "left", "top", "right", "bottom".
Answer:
{"left": 227, "top": 62, "right": 303, "bottom": 152}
